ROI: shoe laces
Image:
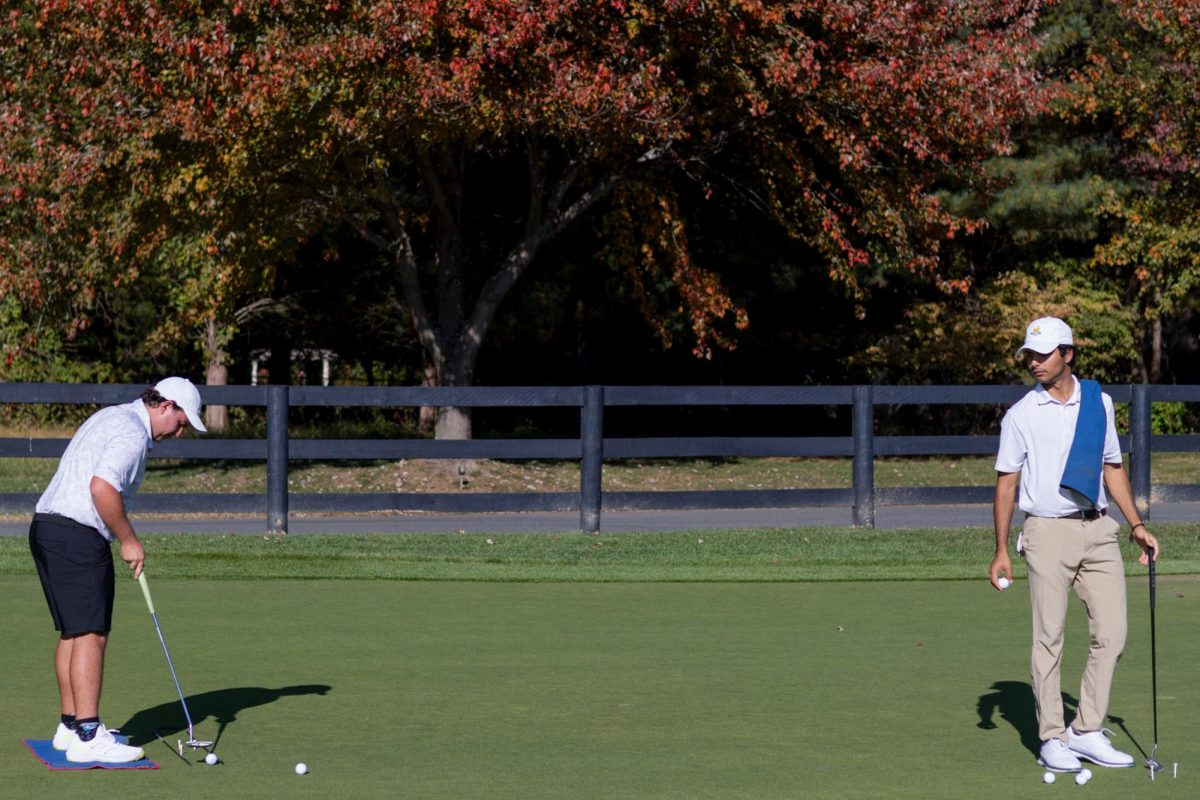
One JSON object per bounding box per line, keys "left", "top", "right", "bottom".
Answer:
{"left": 89, "top": 725, "right": 116, "bottom": 746}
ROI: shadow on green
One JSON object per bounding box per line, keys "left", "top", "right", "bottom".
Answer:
{"left": 119, "top": 684, "right": 331, "bottom": 749}
{"left": 976, "top": 681, "right": 1156, "bottom": 764}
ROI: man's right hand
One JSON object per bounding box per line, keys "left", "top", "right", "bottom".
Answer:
{"left": 989, "top": 552, "right": 1012, "bottom": 591}
{"left": 119, "top": 536, "right": 145, "bottom": 579}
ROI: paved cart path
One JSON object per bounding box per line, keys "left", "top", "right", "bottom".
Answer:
{"left": 3, "top": 502, "right": 1197, "bottom": 535}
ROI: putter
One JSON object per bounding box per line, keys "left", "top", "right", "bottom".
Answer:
{"left": 1145, "top": 546, "right": 1165, "bottom": 780}
{"left": 137, "top": 572, "right": 213, "bottom": 756}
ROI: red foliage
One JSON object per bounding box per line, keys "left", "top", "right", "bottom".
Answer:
{"left": 2, "top": 0, "right": 1048, "bottom": 361}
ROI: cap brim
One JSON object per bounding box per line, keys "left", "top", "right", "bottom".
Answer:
{"left": 184, "top": 409, "right": 207, "bottom": 433}
{"left": 1016, "top": 339, "right": 1065, "bottom": 358}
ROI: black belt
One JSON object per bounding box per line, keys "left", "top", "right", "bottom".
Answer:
{"left": 1049, "top": 508, "right": 1107, "bottom": 521}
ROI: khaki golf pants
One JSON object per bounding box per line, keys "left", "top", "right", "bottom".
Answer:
{"left": 1023, "top": 514, "right": 1127, "bottom": 742}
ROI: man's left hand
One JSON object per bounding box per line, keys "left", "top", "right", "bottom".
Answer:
{"left": 1130, "top": 523, "right": 1159, "bottom": 565}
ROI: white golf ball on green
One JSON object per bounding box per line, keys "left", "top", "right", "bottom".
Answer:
{"left": 1042, "top": 771, "right": 1055, "bottom": 784}
{"left": 998, "top": 576, "right": 1011, "bottom": 590}
{"left": 205, "top": 752, "right": 218, "bottom": 765}
{"left": 295, "top": 762, "right": 309, "bottom": 775}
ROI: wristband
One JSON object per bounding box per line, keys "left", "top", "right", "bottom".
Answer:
{"left": 1131, "top": 522, "right": 1147, "bottom": 532}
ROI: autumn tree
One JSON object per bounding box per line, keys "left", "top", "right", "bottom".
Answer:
{"left": 2, "top": 1, "right": 1048, "bottom": 438}
{"left": 860, "top": 0, "right": 1200, "bottom": 387}
{"left": 1076, "top": 0, "right": 1200, "bottom": 382}
{"left": 0, "top": 1, "right": 325, "bottom": 427}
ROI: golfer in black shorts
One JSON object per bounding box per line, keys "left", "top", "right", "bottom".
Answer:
{"left": 29, "top": 377, "right": 205, "bottom": 763}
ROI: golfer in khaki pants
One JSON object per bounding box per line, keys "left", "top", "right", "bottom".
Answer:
{"left": 988, "top": 317, "right": 1159, "bottom": 773}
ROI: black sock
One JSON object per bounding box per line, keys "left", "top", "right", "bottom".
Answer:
{"left": 75, "top": 717, "right": 100, "bottom": 742}
{"left": 61, "top": 713, "right": 76, "bottom": 730}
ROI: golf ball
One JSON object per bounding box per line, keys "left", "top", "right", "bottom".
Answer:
{"left": 1075, "top": 771, "right": 1089, "bottom": 785}
{"left": 998, "top": 576, "right": 1011, "bottom": 590}
{"left": 295, "top": 762, "right": 308, "bottom": 775}
{"left": 1042, "top": 771, "right": 1055, "bottom": 784}
{"left": 204, "top": 752, "right": 218, "bottom": 765}
{"left": 1080, "top": 768, "right": 1092, "bottom": 780}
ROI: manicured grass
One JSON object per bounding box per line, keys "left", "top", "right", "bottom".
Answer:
{"left": 3, "top": 453, "right": 1199, "bottom": 494}
{"left": 4, "top": 525, "right": 1200, "bottom": 582}
{"left": 4, "top": 527, "right": 1197, "bottom": 797}
{"left": 2, "top": 573, "right": 1196, "bottom": 799}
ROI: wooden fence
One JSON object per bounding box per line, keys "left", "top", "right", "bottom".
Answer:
{"left": 2, "top": 383, "right": 1198, "bottom": 532}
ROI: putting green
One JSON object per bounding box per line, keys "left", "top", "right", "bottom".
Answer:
{"left": 1, "top": 574, "right": 1196, "bottom": 798}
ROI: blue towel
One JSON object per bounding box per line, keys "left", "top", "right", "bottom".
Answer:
{"left": 22, "top": 736, "right": 158, "bottom": 770}
{"left": 1060, "top": 379, "right": 1106, "bottom": 507}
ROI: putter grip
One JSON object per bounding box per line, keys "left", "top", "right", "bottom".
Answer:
{"left": 1148, "top": 547, "right": 1156, "bottom": 611}
{"left": 137, "top": 572, "right": 156, "bottom": 615}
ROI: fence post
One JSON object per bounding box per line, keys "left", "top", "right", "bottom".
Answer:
{"left": 267, "top": 385, "right": 289, "bottom": 534}
{"left": 1130, "top": 383, "right": 1152, "bottom": 520}
{"left": 852, "top": 385, "right": 875, "bottom": 528}
{"left": 580, "top": 385, "right": 604, "bottom": 533}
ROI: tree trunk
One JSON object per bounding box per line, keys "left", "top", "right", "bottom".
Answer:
{"left": 435, "top": 405, "right": 471, "bottom": 440}
{"left": 418, "top": 361, "right": 438, "bottom": 436}
{"left": 355, "top": 145, "right": 635, "bottom": 441}
{"left": 203, "top": 319, "right": 229, "bottom": 432}
{"left": 431, "top": 350, "right": 476, "bottom": 440}
{"left": 204, "top": 360, "right": 229, "bottom": 431}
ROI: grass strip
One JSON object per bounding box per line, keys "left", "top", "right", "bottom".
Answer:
{"left": 4, "top": 524, "right": 1199, "bottom": 582}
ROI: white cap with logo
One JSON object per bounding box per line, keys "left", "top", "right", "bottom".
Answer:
{"left": 1016, "top": 317, "right": 1073, "bottom": 358}
{"left": 154, "top": 377, "right": 207, "bottom": 433}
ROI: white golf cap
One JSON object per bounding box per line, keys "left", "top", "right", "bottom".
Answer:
{"left": 1016, "top": 317, "right": 1073, "bottom": 357}
{"left": 154, "top": 377, "right": 207, "bottom": 433}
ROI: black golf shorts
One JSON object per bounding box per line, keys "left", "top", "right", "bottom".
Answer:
{"left": 29, "top": 513, "right": 114, "bottom": 636}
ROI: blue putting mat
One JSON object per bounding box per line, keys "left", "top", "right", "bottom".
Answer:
{"left": 23, "top": 737, "right": 159, "bottom": 770}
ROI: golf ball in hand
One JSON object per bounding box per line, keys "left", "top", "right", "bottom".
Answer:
{"left": 295, "top": 762, "right": 308, "bottom": 775}
{"left": 1042, "top": 771, "right": 1055, "bottom": 784}
{"left": 998, "top": 576, "right": 1011, "bottom": 590}
{"left": 204, "top": 752, "right": 218, "bottom": 765}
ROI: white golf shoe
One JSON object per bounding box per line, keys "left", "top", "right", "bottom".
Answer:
{"left": 1066, "top": 727, "right": 1135, "bottom": 767}
{"left": 1038, "top": 738, "right": 1082, "bottom": 772}
{"left": 65, "top": 724, "right": 145, "bottom": 764}
{"left": 52, "top": 722, "right": 74, "bottom": 751}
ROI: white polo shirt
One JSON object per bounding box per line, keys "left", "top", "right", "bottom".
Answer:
{"left": 995, "top": 376, "right": 1122, "bottom": 517}
{"left": 36, "top": 399, "right": 154, "bottom": 541}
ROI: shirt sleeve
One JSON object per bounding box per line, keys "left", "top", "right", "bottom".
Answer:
{"left": 93, "top": 430, "right": 148, "bottom": 494}
{"left": 995, "top": 410, "right": 1027, "bottom": 473}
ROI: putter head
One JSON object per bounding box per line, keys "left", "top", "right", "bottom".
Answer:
{"left": 179, "top": 738, "right": 214, "bottom": 755}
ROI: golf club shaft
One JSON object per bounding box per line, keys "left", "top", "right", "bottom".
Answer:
{"left": 1148, "top": 546, "right": 1158, "bottom": 748}
{"left": 137, "top": 572, "right": 198, "bottom": 741}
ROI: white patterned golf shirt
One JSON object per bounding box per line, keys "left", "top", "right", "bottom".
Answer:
{"left": 36, "top": 399, "right": 154, "bottom": 541}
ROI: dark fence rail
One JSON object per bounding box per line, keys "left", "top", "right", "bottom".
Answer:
{"left": 2, "top": 383, "right": 1198, "bottom": 532}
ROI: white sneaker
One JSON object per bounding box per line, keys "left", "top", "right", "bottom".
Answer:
{"left": 1067, "top": 727, "right": 1135, "bottom": 767}
{"left": 1038, "top": 738, "right": 1082, "bottom": 772}
{"left": 52, "top": 723, "right": 74, "bottom": 751}
{"left": 65, "top": 724, "right": 145, "bottom": 764}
